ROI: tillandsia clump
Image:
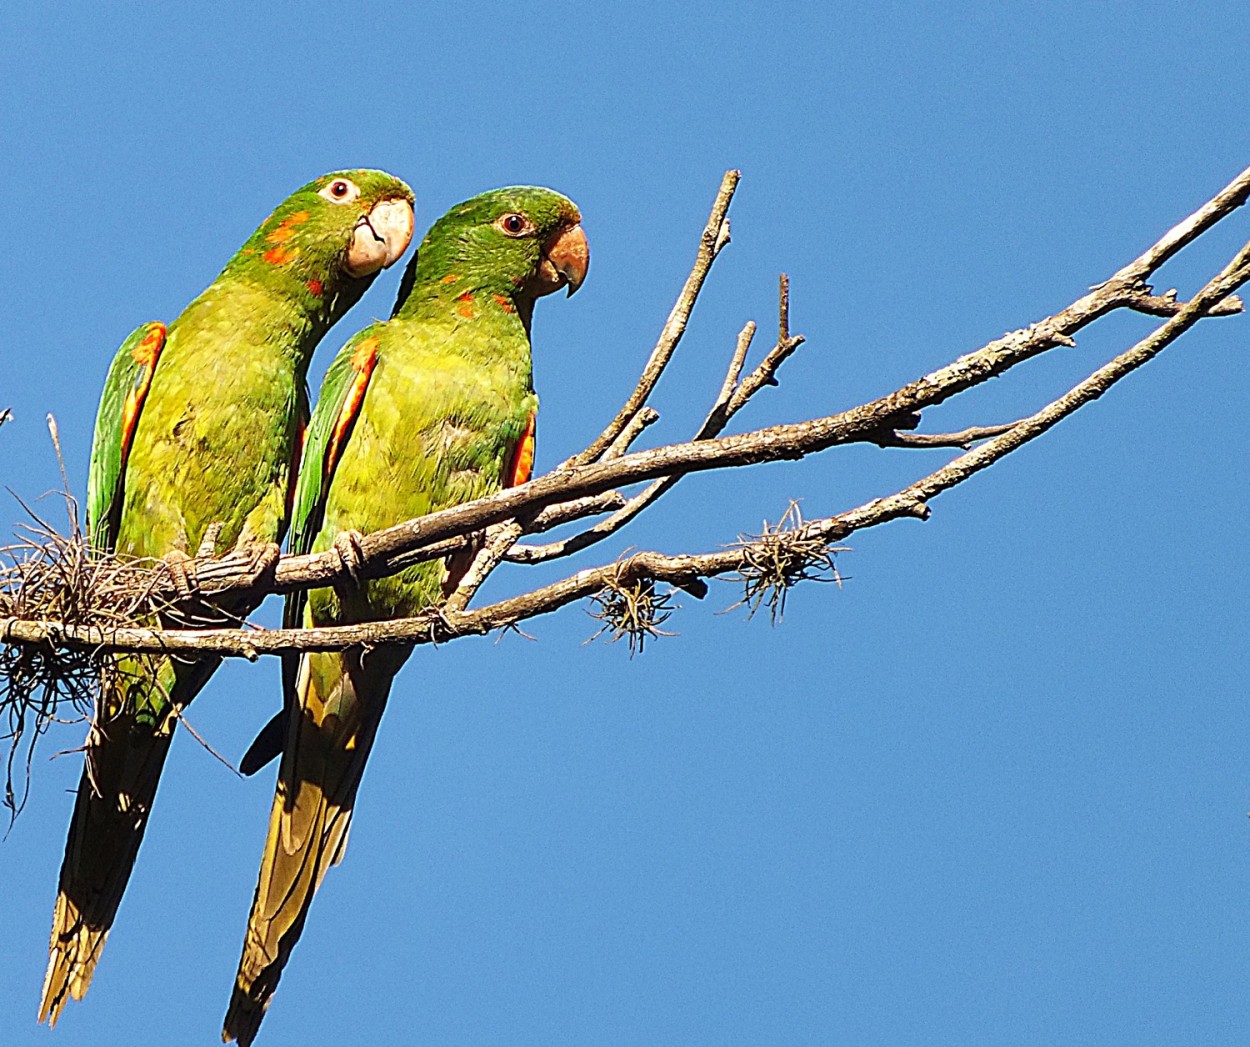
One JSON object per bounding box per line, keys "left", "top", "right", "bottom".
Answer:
{"left": 0, "top": 491, "right": 195, "bottom": 818}
{"left": 589, "top": 573, "right": 678, "bottom": 656}
{"left": 0, "top": 503, "right": 111, "bottom": 817}
{"left": 733, "top": 503, "right": 845, "bottom": 624}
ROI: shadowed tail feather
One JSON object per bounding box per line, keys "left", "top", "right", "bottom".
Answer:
{"left": 38, "top": 712, "right": 176, "bottom": 1025}
{"left": 223, "top": 646, "right": 404, "bottom": 1045}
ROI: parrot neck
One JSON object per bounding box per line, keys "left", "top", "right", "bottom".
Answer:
{"left": 178, "top": 271, "right": 359, "bottom": 376}
{"left": 220, "top": 253, "right": 375, "bottom": 343}
{"left": 387, "top": 289, "right": 535, "bottom": 384}
{"left": 221, "top": 265, "right": 371, "bottom": 341}
{"left": 394, "top": 247, "right": 545, "bottom": 326}
{"left": 393, "top": 276, "right": 537, "bottom": 341}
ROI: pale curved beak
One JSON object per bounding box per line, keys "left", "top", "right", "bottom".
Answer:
{"left": 344, "top": 197, "right": 415, "bottom": 278}
{"left": 530, "top": 222, "right": 589, "bottom": 298}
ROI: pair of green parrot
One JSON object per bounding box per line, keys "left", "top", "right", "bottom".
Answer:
{"left": 37, "top": 169, "right": 589, "bottom": 1045}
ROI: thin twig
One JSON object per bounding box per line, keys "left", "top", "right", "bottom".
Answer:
{"left": 1113, "top": 162, "right": 1250, "bottom": 282}
{"left": 511, "top": 283, "right": 804, "bottom": 565}
{"left": 603, "top": 408, "right": 660, "bottom": 461}
{"left": 870, "top": 422, "right": 1022, "bottom": 449}
{"left": 570, "top": 169, "right": 740, "bottom": 465}
{"left": 1124, "top": 289, "right": 1242, "bottom": 318}
{"left": 441, "top": 521, "right": 524, "bottom": 614}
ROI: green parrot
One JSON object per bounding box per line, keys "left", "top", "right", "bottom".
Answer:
{"left": 39, "top": 170, "right": 416, "bottom": 1026}
{"left": 222, "top": 186, "right": 588, "bottom": 1045}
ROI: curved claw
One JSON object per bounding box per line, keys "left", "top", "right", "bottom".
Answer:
{"left": 333, "top": 530, "right": 365, "bottom": 584}
{"left": 239, "top": 541, "right": 281, "bottom": 584}
{"left": 163, "top": 550, "right": 199, "bottom": 601}
{"left": 195, "top": 521, "right": 224, "bottom": 560}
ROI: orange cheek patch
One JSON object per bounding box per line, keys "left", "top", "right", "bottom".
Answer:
{"left": 457, "top": 292, "right": 474, "bottom": 319}
{"left": 441, "top": 274, "right": 460, "bottom": 284}
{"left": 263, "top": 210, "right": 311, "bottom": 245}
{"left": 493, "top": 294, "right": 516, "bottom": 313}
{"left": 306, "top": 279, "right": 324, "bottom": 297}
{"left": 263, "top": 245, "right": 300, "bottom": 265}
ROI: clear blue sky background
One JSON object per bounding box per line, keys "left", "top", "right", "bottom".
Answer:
{"left": 2, "top": 3, "right": 1249, "bottom": 1044}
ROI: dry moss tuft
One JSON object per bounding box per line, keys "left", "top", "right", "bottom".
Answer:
{"left": 588, "top": 572, "right": 677, "bottom": 656}
{"left": 732, "top": 502, "right": 845, "bottom": 623}
{"left": 0, "top": 495, "right": 182, "bottom": 818}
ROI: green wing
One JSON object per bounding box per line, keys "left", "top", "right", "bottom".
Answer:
{"left": 286, "top": 328, "right": 380, "bottom": 597}
{"left": 240, "top": 328, "right": 379, "bottom": 776}
{"left": 86, "top": 321, "right": 166, "bottom": 553}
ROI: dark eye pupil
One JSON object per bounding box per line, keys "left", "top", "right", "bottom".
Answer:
{"left": 505, "top": 215, "right": 523, "bottom": 232}
{"left": 333, "top": 182, "right": 347, "bottom": 196}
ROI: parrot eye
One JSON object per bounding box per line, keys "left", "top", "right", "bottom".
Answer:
{"left": 497, "top": 213, "right": 534, "bottom": 237}
{"left": 319, "top": 178, "right": 362, "bottom": 204}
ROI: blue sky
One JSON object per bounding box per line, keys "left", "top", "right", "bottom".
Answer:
{"left": 2, "top": 3, "right": 1249, "bottom": 1044}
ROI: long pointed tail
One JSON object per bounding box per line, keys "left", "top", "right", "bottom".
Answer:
{"left": 223, "top": 646, "right": 400, "bottom": 1045}
{"left": 39, "top": 703, "right": 176, "bottom": 1025}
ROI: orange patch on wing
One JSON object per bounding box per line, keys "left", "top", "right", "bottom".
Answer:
{"left": 457, "top": 292, "right": 474, "bottom": 319}
{"left": 441, "top": 274, "right": 460, "bottom": 284}
{"left": 130, "top": 323, "right": 165, "bottom": 368}
{"left": 493, "top": 294, "right": 516, "bottom": 313}
{"left": 306, "top": 279, "right": 324, "bottom": 297}
{"left": 120, "top": 322, "right": 167, "bottom": 466}
{"left": 505, "top": 411, "right": 537, "bottom": 488}
{"left": 325, "top": 343, "right": 378, "bottom": 479}
{"left": 350, "top": 335, "right": 380, "bottom": 372}
{"left": 263, "top": 245, "right": 299, "bottom": 265}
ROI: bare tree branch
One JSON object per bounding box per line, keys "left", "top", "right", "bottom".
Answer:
{"left": 869, "top": 422, "right": 1021, "bottom": 449}
{"left": 511, "top": 278, "right": 804, "bottom": 565}
{"left": 4, "top": 163, "right": 1250, "bottom": 676}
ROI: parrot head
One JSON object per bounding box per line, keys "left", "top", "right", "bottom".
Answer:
{"left": 396, "top": 186, "right": 589, "bottom": 319}
{"left": 229, "top": 169, "right": 415, "bottom": 305}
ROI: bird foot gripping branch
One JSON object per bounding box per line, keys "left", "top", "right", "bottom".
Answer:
{"left": 161, "top": 533, "right": 281, "bottom": 623}
{"left": 331, "top": 529, "right": 366, "bottom": 584}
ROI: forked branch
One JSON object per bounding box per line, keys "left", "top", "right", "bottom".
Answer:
{"left": 2, "top": 164, "right": 1249, "bottom": 668}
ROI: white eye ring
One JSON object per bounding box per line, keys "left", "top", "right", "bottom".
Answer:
{"left": 496, "top": 212, "right": 534, "bottom": 237}
{"left": 319, "top": 178, "right": 362, "bottom": 204}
